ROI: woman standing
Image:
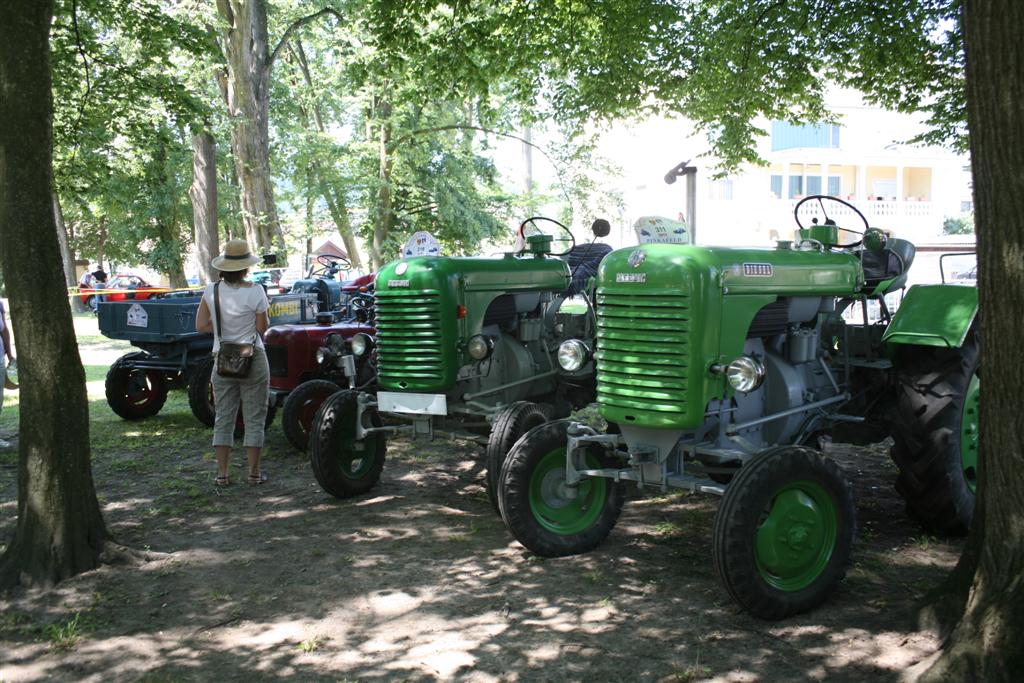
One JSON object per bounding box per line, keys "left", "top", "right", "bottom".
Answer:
{"left": 196, "top": 240, "right": 271, "bottom": 486}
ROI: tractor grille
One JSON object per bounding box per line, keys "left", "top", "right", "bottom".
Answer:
{"left": 266, "top": 344, "right": 288, "bottom": 378}
{"left": 374, "top": 290, "right": 446, "bottom": 385}
{"left": 595, "top": 291, "right": 690, "bottom": 417}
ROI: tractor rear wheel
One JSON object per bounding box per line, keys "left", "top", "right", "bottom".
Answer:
{"left": 712, "top": 446, "right": 855, "bottom": 620}
{"left": 105, "top": 352, "right": 169, "bottom": 420}
{"left": 282, "top": 379, "right": 341, "bottom": 451}
{"left": 484, "top": 401, "right": 552, "bottom": 514}
{"left": 187, "top": 355, "right": 216, "bottom": 427}
{"left": 498, "top": 420, "right": 624, "bottom": 557}
{"left": 890, "top": 330, "right": 979, "bottom": 535}
{"left": 309, "top": 390, "right": 386, "bottom": 498}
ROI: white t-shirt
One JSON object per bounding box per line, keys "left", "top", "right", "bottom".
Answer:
{"left": 202, "top": 282, "right": 269, "bottom": 351}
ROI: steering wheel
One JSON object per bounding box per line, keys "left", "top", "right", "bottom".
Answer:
{"left": 517, "top": 216, "right": 576, "bottom": 256}
{"left": 793, "top": 195, "right": 869, "bottom": 248}
{"left": 312, "top": 253, "right": 351, "bottom": 278}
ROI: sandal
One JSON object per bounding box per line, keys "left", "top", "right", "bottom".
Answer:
{"left": 248, "top": 471, "right": 268, "bottom": 486}
{"left": 214, "top": 475, "right": 231, "bottom": 487}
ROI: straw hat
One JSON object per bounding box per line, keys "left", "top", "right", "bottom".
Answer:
{"left": 211, "top": 239, "right": 260, "bottom": 272}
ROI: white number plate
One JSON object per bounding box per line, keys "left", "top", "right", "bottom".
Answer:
{"left": 377, "top": 391, "right": 447, "bottom": 416}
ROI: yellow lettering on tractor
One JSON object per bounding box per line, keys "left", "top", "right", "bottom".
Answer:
{"left": 268, "top": 300, "right": 300, "bottom": 319}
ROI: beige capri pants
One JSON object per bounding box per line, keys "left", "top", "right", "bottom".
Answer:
{"left": 211, "top": 346, "right": 271, "bottom": 448}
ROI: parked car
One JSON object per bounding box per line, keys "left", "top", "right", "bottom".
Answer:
{"left": 79, "top": 274, "right": 171, "bottom": 308}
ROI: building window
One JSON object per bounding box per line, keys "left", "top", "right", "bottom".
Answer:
{"left": 771, "top": 121, "right": 841, "bottom": 151}
{"left": 961, "top": 200, "right": 973, "bottom": 212}
{"left": 770, "top": 175, "right": 783, "bottom": 198}
{"left": 828, "top": 176, "right": 841, "bottom": 196}
{"left": 806, "top": 177, "right": 822, "bottom": 195}
{"left": 709, "top": 177, "right": 734, "bottom": 200}
{"left": 788, "top": 175, "right": 804, "bottom": 199}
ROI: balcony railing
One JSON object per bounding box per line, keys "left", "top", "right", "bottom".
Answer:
{"left": 792, "top": 199, "right": 934, "bottom": 221}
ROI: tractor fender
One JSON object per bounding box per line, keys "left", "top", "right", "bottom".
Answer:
{"left": 882, "top": 284, "right": 979, "bottom": 349}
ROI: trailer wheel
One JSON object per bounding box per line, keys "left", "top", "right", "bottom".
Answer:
{"left": 282, "top": 379, "right": 341, "bottom": 451}
{"left": 498, "top": 420, "right": 624, "bottom": 557}
{"left": 309, "top": 390, "right": 386, "bottom": 498}
{"left": 484, "top": 401, "right": 552, "bottom": 514}
{"left": 187, "top": 355, "right": 216, "bottom": 427}
{"left": 890, "top": 329, "right": 979, "bottom": 535}
{"left": 105, "top": 352, "right": 169, "bottom": 420}
{"left": 712, "top": 446, "right": 855, "bottom": 620}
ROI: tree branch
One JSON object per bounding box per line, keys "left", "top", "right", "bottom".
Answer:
{"left": 392, "top": 124, "right": 576, "bottom": 205}
{"left": 268, "top": 7, "right": 343, "bottom": 71}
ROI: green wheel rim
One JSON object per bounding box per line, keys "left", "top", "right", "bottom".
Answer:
{"left": 960, "top": 373, "right": 980, "bottom": 493}
{"left": 755, "top": 481, "right": 838, "bottom": 592}
{"left": 333, "top": 410, "right": 376, "bottom": 478}
{"left": 528, "top": 447, "right": 607, "bottom": 535}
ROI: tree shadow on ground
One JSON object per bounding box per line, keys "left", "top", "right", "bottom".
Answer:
{"left": 1, "top": 392, "right": 959, "bottom": 682}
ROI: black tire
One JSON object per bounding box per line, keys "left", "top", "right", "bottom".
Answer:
{"left": 890, "top": 329, "right": 979, "bottom": 535}
{"left": 187, "top": 355, "right": 216, "bottom": 427}
{"left": 309, "top": 390, "right": 386, "bottom": 498}
{"left": 498, "top": 420, "right": 625, "bottom": 557}
{"left": 484, "top": 402, "right": 552, "bottom": 514}
{"left": 105, "top": 352, "right": 169, "bottom": 420}
{"left": 282, "top": 379, "right": 341, "bottom": 451}
{"left": 712, "top": 446, "right": 856, "bottom": 620}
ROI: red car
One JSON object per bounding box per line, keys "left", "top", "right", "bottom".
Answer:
{"left": 79, "top": 274, "right": 171, "bottom": 307}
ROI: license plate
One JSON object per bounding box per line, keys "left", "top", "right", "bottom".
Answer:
{"left": 377, "top": 391, "right": 447, "bottom": 416}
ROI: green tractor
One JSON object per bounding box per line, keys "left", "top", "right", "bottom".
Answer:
{"left": 496, "top": 195, "right": 979, "bottom": 619}
{"left": 308, "top": 218, "right": 613, "bottom": 503}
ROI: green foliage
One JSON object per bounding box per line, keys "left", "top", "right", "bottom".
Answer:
{"left": 366, "top": 1, "right": 965, "bottom": 171}
{"left": 943, "top": 214, "right": 975, "bottom": 235}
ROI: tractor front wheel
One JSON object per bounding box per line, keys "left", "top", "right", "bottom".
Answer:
{"left": 105, "top": 352, "right": 169, "bottom": 420}
{"left": 187, "top": 355, "right": 216, "bottom": 427}
{"left": 309, "top": 390, "right": 386, "bottom": 498}
{"left": 484, "top": 401, "right": 552, "bottom": 514}
{"left": 712, "top": 446, "right": 855, "bottom": 620}
{"left": 890, "top": 330, "right": 979, "bottom": 535}
{"left": 282, "top": 379, "right": 341, "bottom": 451}
{"left": 498, "top": 420, "right": 624, "bottom": 557}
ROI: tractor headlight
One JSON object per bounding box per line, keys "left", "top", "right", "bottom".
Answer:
{"left": 726, "top": 356, "right": 766, "bottom": 393}
{"left": 325, "top": 333, "right": 345, "bottom": 354}
{"left": 467, "top": 334, "right": 495, "bottom": 360}
{"left": 557, "top": 339, "right": 590, "bottom": 372}
{"left": 350, "top": 333, "right": 373, "bottom": 357}
{"left": 315, "top": 347, "right": 329, "bottom": 365}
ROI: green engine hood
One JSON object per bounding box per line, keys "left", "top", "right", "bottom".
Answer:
{"left": 594, "top": 244, "right": 863, "bottom": 430}
{"left": 374, "top": 253, "right": 570, "bottom": 393}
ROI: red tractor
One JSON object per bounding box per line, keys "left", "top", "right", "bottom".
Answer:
{"left": 267, "top": 273, "right": 377, "bottom": 451}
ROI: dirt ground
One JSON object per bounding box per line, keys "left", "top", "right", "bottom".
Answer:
{"left": 0, "top": 316, "right": 962, "bottom": 682}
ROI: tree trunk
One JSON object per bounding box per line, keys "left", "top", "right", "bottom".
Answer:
{"left": 189, "top": 129, "right": 220, "bottom": 283}
{"left": 0, "top": 0, "right": 110, "bottom": 588}
{"left": 216, "top": 0, "right": 285, "bottom": 253}
{"left": 919, "top": 1, "right": 1024, "bottom": 679}
{"left": 96, "top": 217, "right": 106, "bottom": 272}
{"left": 52, "top": 192, "right": 76, "bottom": 287}
{"left": 291, "top": 40, "right": 364, "bottom": 271}
{"left": 371, "top": 101, "right": 394, "bottom": 270}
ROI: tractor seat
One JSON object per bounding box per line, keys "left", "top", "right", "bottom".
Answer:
{"left": 563, "top": 242, "right": 613, "bottom": 297}
{"left": 862, "top": 238, "right": 916, "bottom": 294}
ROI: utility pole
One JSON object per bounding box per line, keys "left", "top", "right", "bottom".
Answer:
{"left": 664, "top": 160, "right": 697, "bottom": 243}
